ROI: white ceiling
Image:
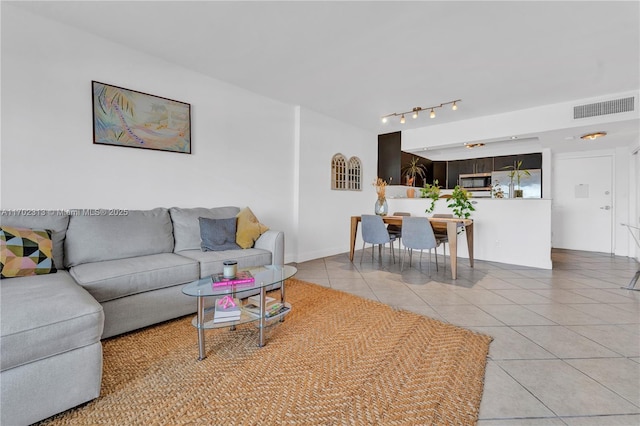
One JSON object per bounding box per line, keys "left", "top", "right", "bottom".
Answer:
{"left": 10, "top": 1, "right": 640, "bottom": 151}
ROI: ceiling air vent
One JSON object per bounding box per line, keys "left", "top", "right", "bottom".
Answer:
{"left": 574, "top": 97, "right": 635, "bottom": 119}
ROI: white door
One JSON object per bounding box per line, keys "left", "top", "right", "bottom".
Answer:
{"left": 552, "top": 154, "right": 613, "bottom": 253}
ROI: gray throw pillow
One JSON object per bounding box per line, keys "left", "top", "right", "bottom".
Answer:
{"left": 198, "top": 217, "right": 240, "bottom": 251}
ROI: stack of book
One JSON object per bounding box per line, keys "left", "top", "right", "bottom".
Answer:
{"left": 213, "top": 297, "right": 241, "bottom": 323}
{"left": 243, "top": 295, "right": 288, "bottom": 318}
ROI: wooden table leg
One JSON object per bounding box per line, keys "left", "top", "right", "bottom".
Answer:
{"left": 447, "top": 221, "right": 458, "bottom": 279}
{"left": 349, "top": 216, "right": 359, "bottom": 262}
{"left": 465, "top": 221, "right": 474, "bottom": 268}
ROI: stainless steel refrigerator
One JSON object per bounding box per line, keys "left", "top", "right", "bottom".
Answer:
{"left": 491, "top": 169, "right": 542, "bottom": 198}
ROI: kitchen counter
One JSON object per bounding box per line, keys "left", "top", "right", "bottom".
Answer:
{"left": 385, "top": 197, "right": 552, "bottom": 269}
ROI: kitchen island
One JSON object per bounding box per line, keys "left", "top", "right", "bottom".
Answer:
{"left": 385, "top": 197, "right": 552, "bottom": 269}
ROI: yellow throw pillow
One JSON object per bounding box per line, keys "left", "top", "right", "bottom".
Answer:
{"left": 236, "top": 207, "right": 269, "bottom": 249}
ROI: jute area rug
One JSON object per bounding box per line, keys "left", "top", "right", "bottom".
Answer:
{"left": 38, "top": 279, "right": 492, "bottom": 425}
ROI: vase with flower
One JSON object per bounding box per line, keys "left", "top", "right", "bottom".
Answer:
{"left": 373, "top": 177, "right": 388, "bottom": 216}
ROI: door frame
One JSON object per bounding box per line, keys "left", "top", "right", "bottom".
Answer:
{"left": 551, "top": 150, "right": 616, "bottom": 254}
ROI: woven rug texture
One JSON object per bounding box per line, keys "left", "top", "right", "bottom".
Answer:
{"left": 38, "top": 279, "right": 492, "bottom": 425}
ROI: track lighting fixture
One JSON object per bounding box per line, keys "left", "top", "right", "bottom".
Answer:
{"left": 381, "top": 99, "right": 461, "bottom": 124}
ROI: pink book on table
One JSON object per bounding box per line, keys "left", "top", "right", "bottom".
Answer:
{"left": 211, "top": 271, "right": 255, "bottom": 287}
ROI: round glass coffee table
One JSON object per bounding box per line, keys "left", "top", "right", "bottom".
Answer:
{"left": 182, "top": 264, "right": 297, "bottom": 360}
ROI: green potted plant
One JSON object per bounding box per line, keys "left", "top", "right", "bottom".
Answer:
{"left": 502, "top": 160, "right": 530, "bottom": 198}
{"left": 401, "top": 157, "right": 427, "bottom": 198}
{"left": 447, "top": 185, "right": 475, "bottom": 218}
{"left": 420, "top": 179, "right": 441, "bottom": 213}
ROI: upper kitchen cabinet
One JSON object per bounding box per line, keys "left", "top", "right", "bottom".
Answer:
{"left": 432, "top": 161, "right": 447, "bottom": 187}
{"left": 378, "top": 132, "right": 434, "bottom": 187}
{"left": 400, "top": 151, "right": 432, "bottom": 187}
{"left": 377, "top": 132, "right": 402, "bottom": 185}
{"left": 494, "top": 153, "right": 542, "bottom": 170}
{"left": 446, "top": 157, "right": 493, "bottom": 188}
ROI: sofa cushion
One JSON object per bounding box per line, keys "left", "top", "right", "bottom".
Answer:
{"left": 199, "top": 217, "right": 240, "bottom": 251}
{"left": 0, "top": 271, "right": 104, "bottom": 372}
{"left": 1, "top": 226, "right": 57, "bottom": 278}
{"left": 170, "top": 207, "right": 240, "bottom": 252}
{"left": 236, "top": 207, "right": 269, "bottom": 249}
{"left": 0, "top": 211, "right": 69, "bottom": 270}
{"left": 69, "top": 253, "right": 199, "bottom": 303}
{"left": 177, "top": 248, "right": 272, "bottom": 278}
{"left": 65, "top": 208, "right": 174, "bottom": 267}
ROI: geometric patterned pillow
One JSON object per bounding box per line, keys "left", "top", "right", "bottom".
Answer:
{"left": 0, "top": 226, "right": 57, "bottom": 278}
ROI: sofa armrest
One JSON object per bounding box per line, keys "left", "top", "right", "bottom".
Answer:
{"left": 254, "top": 230, "right": 284, "bottom": 266}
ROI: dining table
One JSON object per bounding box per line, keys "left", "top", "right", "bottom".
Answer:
{"left": 349, "top": 215, "right": 474, "bottom": 279}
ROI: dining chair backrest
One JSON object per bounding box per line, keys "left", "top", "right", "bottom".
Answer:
{"left": 433, "top": 213, "right": 462, "bottom": 229}
{"left": 387, "top": 212, "right": 410, "bottom": 235}
{"left": 361, "top": 215, "right": 392, "bottom": 245}
{"left": 401, "top": 217, "right": 437, "bottom": 250}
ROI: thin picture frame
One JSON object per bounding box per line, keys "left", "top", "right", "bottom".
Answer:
{"left": 92, "top": 81, "right": 191, "bottom": 154}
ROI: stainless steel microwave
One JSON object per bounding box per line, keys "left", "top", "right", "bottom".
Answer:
{"left": 459, "top": 173, "right": 492, "bottom": 189}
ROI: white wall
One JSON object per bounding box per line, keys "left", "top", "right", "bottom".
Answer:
{"left": 2, "top": 4, "right": 636, "bottom": 266}
{"left": 296, "top": 108, "right": 376, "bottom": 262}
{"left": 0, "top": 5, "right": 378, "bottom": 264}
{"left": 401, "top": 93, "right": 639, "bottom": 151}
{"left": 0, "top": 5, "right": 300, "bottom": 258}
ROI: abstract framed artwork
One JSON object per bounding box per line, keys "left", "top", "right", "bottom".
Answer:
{"left": 92, "top": 81, "right": 191, "bottom": 154}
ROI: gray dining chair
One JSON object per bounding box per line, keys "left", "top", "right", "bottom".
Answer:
{"left": 386, "top": 211, "right": 410, "bottom": 251}
{"left": 401, "top": 216, "right": 439, "bottom": 275}
{"left": 360, "top": 214, "right": 397, "bottom": 264}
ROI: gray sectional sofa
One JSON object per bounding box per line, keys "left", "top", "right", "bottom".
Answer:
{"left": 0, "top": 206, "right": 284, "bottom": 425}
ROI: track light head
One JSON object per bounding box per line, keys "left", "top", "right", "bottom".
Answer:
{"left": 400, "top": 114, "right": 406, "bottom": 124}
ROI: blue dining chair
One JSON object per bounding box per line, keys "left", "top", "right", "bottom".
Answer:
{"left": 360, "top": 215, "right": 397, "bottom": 264}
{"left": 401, "top": 216, "right": 439, "bottom": 275}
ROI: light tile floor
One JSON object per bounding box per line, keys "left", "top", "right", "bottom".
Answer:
{"left": 293, "top": 248, "right": 640, "bottom": 425}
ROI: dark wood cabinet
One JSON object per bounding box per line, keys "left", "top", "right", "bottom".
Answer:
{"left": 377, "top": 131, "right": 541, "bottom": 190}
{"left": 377, "top": 132, "right": 402, "bottom": 185}
{"left": 446, "top": 161, "right": 460, "bottom": 189}
{"left": 432, "top": 161, "right": 447, "bottom": 188}
{"left": 400, "top": 151, "right": 432, "bottom": 187}
{"left": 445, "top": 157, "right": 493, "bottom": 188}
{"left": 494, "top": 153, "right": 542, "bottom": 171}
{"left": 474, "top": 157, "right": 494, "bottom": 173}
{"left": 377, "top": 132, "right": 433, "bottom": 187}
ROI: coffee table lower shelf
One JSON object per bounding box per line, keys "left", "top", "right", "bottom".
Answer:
{"left": 190, "top": 302, "right": 292, "bottom": 360}
{"left": 191, "top": 302, "right": 292, "bottom": 329}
